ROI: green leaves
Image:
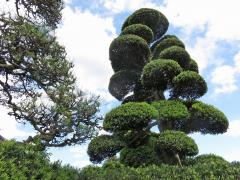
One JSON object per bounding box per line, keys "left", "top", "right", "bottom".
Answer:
{"left": 141, "top": 59, "right": 182, "bottom": 91}
{"left": 0, "top": 18, "right": 101, "bottom": 148}
{"left": 155, "top": 130, "right": 198, "bottom": 157}
{"left": 152, "top": 37, "right": 185, "bottom": 59}
{"left": 121, "top": 24, "right": 154, "bottom": 44}
{"left": 14, "top": 0, "right": 64, "bottom": 28}
{"left": 152, "top": 100, "right": 189, "bottom": 131}
{"left": 120, "top": 145, "right": 162, "bottom": 167}
{"left": 189, "top": 102, "right": 229, "bottom": 134}
{"left": 170, "top": 71, "right": 207, "bottom": 99}
{"left": 158, "top": 46, "right": 191, "bottom": 68}
{"left": 0, "top": 140, "right": 81, "bottom": 179}
{"left": 109, "top": 35, "right": 150, "bottom": 72}
{"left": 103, "top": 102, "right": 158, "bottom": 132}
{"left": 108, "top": 70, "right": 140, "bottom": 101}
{"left": 122, "top": 8, "right": 169, "bottom": 40}
{"left": 88, "top": 135, "right": 124, "bottom": 164}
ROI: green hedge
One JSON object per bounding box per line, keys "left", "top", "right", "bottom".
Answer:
{"left": 80, "top": 160, "right": 240, "bottom": 180}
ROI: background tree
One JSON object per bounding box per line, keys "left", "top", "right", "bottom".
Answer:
{"left": 87, "top": 8, "right": 229, "bottom": 167}
{"left": 0, "top": 0, "right": 101, "bottom": 148}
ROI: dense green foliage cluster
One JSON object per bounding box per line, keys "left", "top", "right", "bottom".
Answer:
{"left": 80, "top": 160, "right": 240, "bottom": 180}
{"left": 88, "top": 7, "right": 230, "bottom": 173}
{"left": 0, "top": 141, "right": 81, "bottom": 179}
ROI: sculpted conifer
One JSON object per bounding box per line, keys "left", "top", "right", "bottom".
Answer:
{"left": 88, "top": 8, "right": 229, "bottom": 167}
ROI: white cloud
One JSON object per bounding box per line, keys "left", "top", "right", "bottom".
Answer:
{"left": 69, "top": 145, "right": 92, "bottom": 168}
{"left": 161, "top": 0, "right": 240, "bottom": 41}
{"left": 0, "top": 106, "right": 33, "bottom": 139}
{"left": 225, "top": 120, "right": 240, "bottom": 138}
{"left": 211, "top": 51, "right": 240, "bottom": 94}
{"left": 187, "top": 37, "right": 218, "bottom": 72}
{"left": 0, "top": 0, "right": 16, "bottom": 14}
{"left": 211, "top": 65, "right": 238, "bottom": 94}
{"left": 103, "top": 0, "right": 156, "bottom": 13}
{"left": 56, "top": 6, "right": 117, "bottom": 101}
{"left": 222, "top": 149, "right": 240, "bottom": 162}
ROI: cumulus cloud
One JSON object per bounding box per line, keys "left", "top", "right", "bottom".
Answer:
{"left": 160, "top": 0, "right": 240, "bottom": 40}
{"left": 211, "top": 51, "right": 240, "bottom": 94}
{"left": 102, "top": 0, "right": 156, "bottom": 13}
{"left": 0, "top": 106, "right": 33, "bottom": 139}
{"left": 56, "top": 6, "right": 117, "bottom": 101}
{"left": 69, "top": 145, "right": 91, "bottom": 168}
{"left": 225, "top": 120, "right": 240, "bottom": 138}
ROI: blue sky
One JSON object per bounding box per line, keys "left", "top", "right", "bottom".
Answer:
{"left": 1, "top": 0, "right": 240, "bottom": 168}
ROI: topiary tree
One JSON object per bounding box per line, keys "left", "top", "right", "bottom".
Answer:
{"left": 87, "top": 8, "right": 229, "bottom": 167}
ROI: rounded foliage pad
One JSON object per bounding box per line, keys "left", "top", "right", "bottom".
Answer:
{"left": 109, "top": 35, "right": 150, "bottom": 72}
{"left": 186, "top": 59, "right": 199, "bottom": 73}
{"left": 120, "top": 145, "right": 161, "bottom": 167}
{"left": 103, "top": 102, "right": 158, "bottom": 132}
{"left": 141, "top": 59, "right": 182, "bottom": 90}
{"left": 155, "top": 130, "right": 198, "bottom": 157}
{"left": 191, "top": 154, "right": 229, "bottom": 165}
{"left": 150, "top": 35, "right": 179, "bottom": 52}
{"left": 87, "top": 135, "right": 124, "bottom": 163}
{"left": 133, "top": 80, "right": 153, "bottom": 102}
{"left": 158, "top": 46, "right": 191, "bottom": 68}
{"left": 170, "top": 71, "right": 207, "bottom": 99}
{"left": 122, "top": 8, "right": 169, "bottom": 40}
{"left": 121, "top": 24, "right": 154, "bottom": 44}
{"left": 189, "top": 102, "right": 229, "bottom": 134}
{"left": 152, "top": 100, "right": 189, "bottom": 130}
{"left": 152, "top": 37, "right": 185, "bottom": 59}
{"left": 109, "top": 70, "right": 140, "bottom": 101}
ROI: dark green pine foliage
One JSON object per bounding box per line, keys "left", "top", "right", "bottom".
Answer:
{"left": 0, "top": 0, "right": 101, "bottom": 148}
{"left": 87, "top": 8, "right": 229, "bottom": 167}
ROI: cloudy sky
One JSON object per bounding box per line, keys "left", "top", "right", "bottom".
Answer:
{"left": 1, "top": 0, "right": 240, "bottom": 168}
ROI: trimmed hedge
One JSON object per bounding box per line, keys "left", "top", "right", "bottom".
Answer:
{"left": 80, "top": 160, "right": 240, "bottom": 180}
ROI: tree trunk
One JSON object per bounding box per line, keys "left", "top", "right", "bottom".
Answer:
{"left": 174, "top": 153, "right": 182, "bottom": 167}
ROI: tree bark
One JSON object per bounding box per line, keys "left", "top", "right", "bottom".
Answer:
{"left": 174, "top": 153, "right": 182, "bottom": 167}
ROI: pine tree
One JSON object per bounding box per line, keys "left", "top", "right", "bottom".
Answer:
{"left": 87, "top": 8, "right": 229, "bottom": 167}
{"left": 0, "top": 0, "right": 101, "bottom": 148}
